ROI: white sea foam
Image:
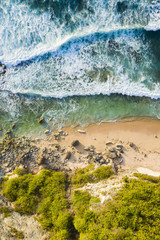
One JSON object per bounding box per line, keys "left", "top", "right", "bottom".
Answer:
{"left": 145, "top": 1, "right": 160, "bottom": 31}
{"left": 0, "top": 0, "right": 160, "bottom": 101}
{"left": 0, "top": 0, "right": 157, "bottom": 65}
{"left": 1, "top": 74, "right": 160, "bottom": 100}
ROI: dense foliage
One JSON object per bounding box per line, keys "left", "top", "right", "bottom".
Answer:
{"left": 72, "top": 164, "right": 114, "bottom": 186}
{"left": 1, "top": 167, "right": 160, "bottom": 240}
{"left": 73, "top": 174, "right": 160, "bottom": 240}
{"left": 1, "top": 169, "right": 74, "bottom": 239}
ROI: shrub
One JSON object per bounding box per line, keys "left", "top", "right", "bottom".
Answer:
{"left": 0, "top": 206, "right": 11, "bottom": 217}
{"left": 1, "top": 169, "right": 74, "bottom": 238}
{"left": 73, "top": 190, "right": 91, "bottom": 215}
{"left": 72, "top": 165, "right": 114, "bottom": 187}
{"left": 9, "top": 226, "right": 24, "bottom": 239}
{"left": 93, "top": 165, "right": 114, "bottom": 181}
{"left": 14, "top": 167, "right": 28, "bottom": 176}
{"left": 72, "top": 178, "right": 160, "bottom": 239}
{"left": 134, "top": 172, "right": 160, "bottom": 183}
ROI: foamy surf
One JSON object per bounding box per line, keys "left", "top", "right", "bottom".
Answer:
{"left": 0, "top": 0, "right": 160, "bottom": 134}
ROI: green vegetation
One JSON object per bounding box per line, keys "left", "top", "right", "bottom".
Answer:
{"left": 9, "top": 226, "right": 24, "bottom": 239}
{"left": 2, "top": 167, "right": 160, "bottom": 239}
{"left": 14, "top": 167, "right": 28, "bottom": 176}
{"left": 0, "top": 206, "right": 11, "bottom": 217}
{"left": 1, "top": 169, "right": 74, "bottom": 239}
{"left": 72, "top": 164, "right": 114, "bottom": 187}
{"left": 134, "top": 172, "right": 160, "bottom": 183}
{"left": 73, "top": 175, "right": 160, "bottom": 239}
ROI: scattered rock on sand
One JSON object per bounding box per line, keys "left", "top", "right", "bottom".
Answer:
{"left": 129, "top": 142, "right": 134, "bottom": 148}
{"left": 106, "top": 141, "right": 113, "bottom": 146}
{"left": 77, "top": 129, "right": 86, "bottom": 134}
{"left": 129, "top": 142, "right": 138, "bottom": 151}
{"left": 44, "top": 130, "right": 49, "bottom": 134}
{"left": 116, "top": 145, "right": 124, "bottom": 153}
{"left": 65, "top": 151, "right": 72, "bottom": 160}
{"left": 107, "top": 151, "right": 117, "bottom": 159}
{"left": 37, "top": 155, "right": 46, "bottom": 165}
{"left": 71, "top": 140, "right": 80, "bottom": 147}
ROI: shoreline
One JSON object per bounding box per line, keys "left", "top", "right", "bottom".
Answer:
{"left": 1, "top": 117, "right": 160, "bottom": 177}
{"left": 60, "top": 118, "right": 160, "bottom": 173}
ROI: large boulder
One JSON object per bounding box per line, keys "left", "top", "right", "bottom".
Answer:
{"left": 71, "top": 140, "right": 80, "bottom": 147}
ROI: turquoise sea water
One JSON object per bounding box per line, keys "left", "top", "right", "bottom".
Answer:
{"left": 0, "top": 0, "right": 160, "bottom": 135}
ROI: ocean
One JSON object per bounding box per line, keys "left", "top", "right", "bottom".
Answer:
{"left": 0, "top": 0, "right": 160, "bottom": 135}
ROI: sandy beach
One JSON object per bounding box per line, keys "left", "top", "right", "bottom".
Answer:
{"left": 51, "top": 118, "right": 160, "bottom": 175}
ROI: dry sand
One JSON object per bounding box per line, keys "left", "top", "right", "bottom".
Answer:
{"left": 57, "top": 118, "right": 160, "bottom": 175}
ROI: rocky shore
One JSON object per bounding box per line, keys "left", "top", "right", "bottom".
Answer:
{"left": 0, "top": 129, "right": 125, "bottom": 178}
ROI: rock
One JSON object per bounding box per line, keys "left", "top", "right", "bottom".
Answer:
{"left": 116, "top": 144, "right": 123, "bottom": 149}
{"left": 106, "top": 141, "right": 113, "bottom": 146}
{"left": 55, "top": 144, "right": 60, "bottom": 150}
{"left": 37, "top": 155, "right": 46, "bottom": 165}
{"left": 0, "top": 62, "right": 7, "bottom": 75}
{"left": 44, "top": 130, "right": 49, "bottom": 134}
{"left": 95, "top": 156, "right": 102, "bottom": 161}
{"left": 54, "top": 133, "right": 60, "bottom": 140}
{"left": 58, "top": 130, "right": 64, "bottom": 135}
{"left": 6, "top": 130, "right": 11, "bottom": 135}
{"left": 71, "top": 140, "right": 80, "bottom": 147}
{"left": 129, "top": 142, "right": 134, "bottom": 148}
{"left": 107, "top": 151, "right": 117, "bottom": 159}
{"left": 77, "top": 150, "right": 81, "bottom": 154}
{"left": 129, "top": 142, "right": 138, "bottom": 151}
{"left": 90, "top": 149, "right": 94, "bottom": 153}
{"left": 65, "top": 151, "right": 72, "bottom": 160}
{"left": 38, "top": 118, "right": 44, "bottom": 124}
{"left": 116, "top": 145, "right": 124, "bottom": 153}
{"left": 108, "top": 147, "right": 116, "bottom": 152}
{"left": 77, "top": 129, "right": 86, "bottom": 134}
{"left": 84, "top": 147, "right": 90, "bottom": 151}
{"left": 54, "top": 133, "right": 60, "bottom": 137}
{"left": 49, "top": 117, "right": 53, "bottom": 121}
{"left": 117, "top": 152, "right": 121, "bottom": 158}
{"left": 100, "top": 159, "right": 105, "bottom": 164}
{"left": 11, "top": 124, "right": 16, "bottom": 129}
{"left": 63, "top": 132, "right": 68, "bottom": 136}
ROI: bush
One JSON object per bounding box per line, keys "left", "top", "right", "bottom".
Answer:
{"left": 72, "top": 178, "right": 160, "bottom": 239}
{"left": 0, "top": 206, "right": 11, "bottom": 217}
{"left": 134, "top": 173, "right": 160, "bottom": 183}
{"left": 72, "top": 165, "right": 114, "bottom": 187}
{"left": 73, "top": 190, "right": 91, "bottom": 215}
{"left": 1, "top": 169, "right": 74, "bottom": 238}
{"left": 9, "top": 226, "right": 24, "bottom": 239}
{"left": 94, "top": 165, "right": 114, "bottom": 181}
{"left": 14, "top": 167, "right": 28, "bottom": 176}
